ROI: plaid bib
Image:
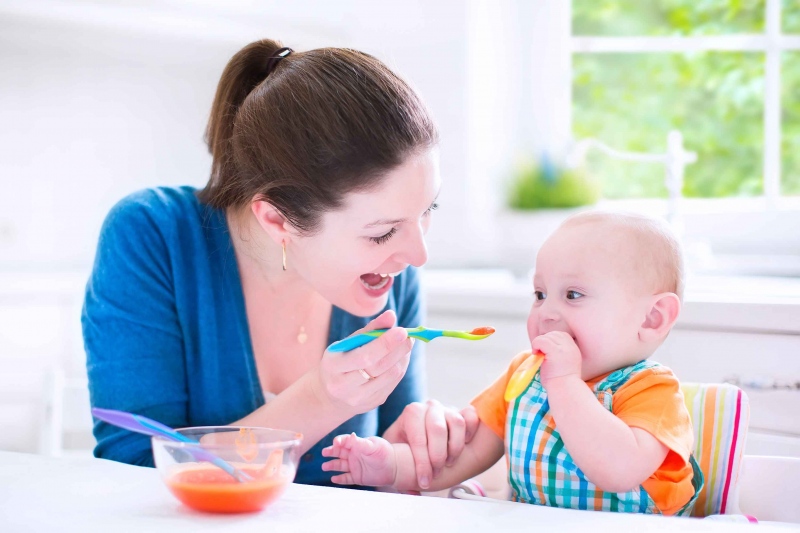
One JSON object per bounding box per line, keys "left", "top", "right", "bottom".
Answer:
{"left": 506, "top": 360, "right": 702, "bottom": 514}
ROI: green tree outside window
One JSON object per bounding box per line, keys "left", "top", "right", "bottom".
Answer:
{"left": 572, "top": 0, "right": 799, "bottom": 198}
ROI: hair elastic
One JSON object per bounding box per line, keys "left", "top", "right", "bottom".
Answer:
{"left": 265, "top": 47, "right": 293, "bottom": 76}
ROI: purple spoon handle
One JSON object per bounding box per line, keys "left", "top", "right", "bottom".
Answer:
{"left": 91, "top": 408, "right": 251, "bottom": 482}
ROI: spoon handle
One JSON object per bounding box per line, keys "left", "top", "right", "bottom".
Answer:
{"left": 92, "top": 408, "right": 193, "bottom": 442}
{"left": 327, "top": 327, "right": 444, "bottom": 353}
{"left": 91, "top": 408, "right": 251, "bottom": 482}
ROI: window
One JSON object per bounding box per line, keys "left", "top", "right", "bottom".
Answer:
{"left": 571, "top": 0, "right": 800, "bottom": 201}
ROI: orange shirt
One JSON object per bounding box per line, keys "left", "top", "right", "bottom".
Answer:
{"left": 472, "top": 351, "right": 696, "bottom": 515}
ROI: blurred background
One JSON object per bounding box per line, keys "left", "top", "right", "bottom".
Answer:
{"left": 1, "top": 0, "right": 799, "bottom": 459}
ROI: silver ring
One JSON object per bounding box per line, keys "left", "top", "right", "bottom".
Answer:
{"left": 358, "top": 368, "right": 374, "bottom": 382}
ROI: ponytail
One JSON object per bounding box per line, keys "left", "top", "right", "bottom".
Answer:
{"left": 203, "top": 39, "right": 285, "bottom": 197}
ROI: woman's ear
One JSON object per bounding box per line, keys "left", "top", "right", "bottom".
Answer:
{"left": 638, "top": 293, "right": 681, "bottom": 343}
{"left": 251, "top": 198, "right": 294, "bottom": 245}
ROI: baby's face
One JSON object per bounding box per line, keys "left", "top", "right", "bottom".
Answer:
{"left": 527, "top": 223, "right": 654, "bottom": 380}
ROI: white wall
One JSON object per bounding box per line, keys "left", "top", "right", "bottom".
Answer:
{"left": 0, "top": 0, "right": 493, "bottom": 272}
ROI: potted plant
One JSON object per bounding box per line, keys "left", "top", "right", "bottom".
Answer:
{"left": 499, "top": 154, "right": 599, "bottom": 276}
{"left": 507, "top": 154, "right": 598, "bottom": 210}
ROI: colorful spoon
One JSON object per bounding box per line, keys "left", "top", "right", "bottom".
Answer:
{"left": 91, "top": 407, "right": 252, "bottom": 483}
{"left": 327, "top": 326, "right": 495, "bottom": 353}
{"left": 504, "top": 352, "right": 545, "bottom": 402}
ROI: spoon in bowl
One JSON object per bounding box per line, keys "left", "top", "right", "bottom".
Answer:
{"left": 91, "top": 407, "right": 252, "bottom": 482}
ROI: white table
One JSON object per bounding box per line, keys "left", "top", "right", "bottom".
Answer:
{"left": 0, "top": 451, "right": 787, "bottom": 532}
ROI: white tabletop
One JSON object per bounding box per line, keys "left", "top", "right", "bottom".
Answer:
{"left": 0, "top": 451, "right": 787, "bottom": 532}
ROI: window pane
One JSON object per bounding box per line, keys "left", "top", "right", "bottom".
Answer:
{"left": 573, "top": 0, "right": 765, "bottom": 36}
{"left": 784, "top": 52, "right": 800, "bottom": 195}
{"left": 573, "top": 52, "right": 764, "bottom": 199}
{"left": 785, "top": 0, "right": 800, "bottom": 33}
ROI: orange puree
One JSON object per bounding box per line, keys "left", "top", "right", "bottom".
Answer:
{"left": 166, "top": 463, "right": 290, "bottom": 513}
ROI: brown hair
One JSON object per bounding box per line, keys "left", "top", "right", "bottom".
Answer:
{"left": 198, "top": 39, "right": 439, "bottom": 233}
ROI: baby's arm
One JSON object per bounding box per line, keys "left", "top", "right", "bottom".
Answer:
{"left": 322, "top": 422, "right": 504, "bottom": 492}
{"left": 547, "top": 378, "right": 668, "bottom": 492}
{"left": 535, "top": 333, "right": 668, "bottom": 493}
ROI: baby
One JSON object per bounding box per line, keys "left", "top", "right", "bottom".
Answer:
{"left": 323, "top": 212, "right": 703, "bottom": 515}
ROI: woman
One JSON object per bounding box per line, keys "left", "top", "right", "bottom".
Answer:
{"left": 83, "top": 39, "right": 477, "bottom": 489}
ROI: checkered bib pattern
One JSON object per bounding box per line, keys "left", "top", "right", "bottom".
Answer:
{"left": 506, "top": 360, "right": 702, "bottom": 514}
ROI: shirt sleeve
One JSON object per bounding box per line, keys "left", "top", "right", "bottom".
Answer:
{"left": 612, "top": 366, "right": 693, "bottom": 463}
{"left": 470, "top": 351, "right": 532, "bottom": 439}
{"left": 82, "top": 191, "right": 188, "bottom": 467}
{"left": 377, "top": 266, "right": 426, "bottom": 436}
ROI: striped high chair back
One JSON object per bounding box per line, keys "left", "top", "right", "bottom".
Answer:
{"left": 681, "top": 383, "right": 750, "bottom": 517}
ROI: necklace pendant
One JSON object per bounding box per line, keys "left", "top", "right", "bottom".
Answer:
{"left": 297, "top": 326, "right": 308, "bottom": 344}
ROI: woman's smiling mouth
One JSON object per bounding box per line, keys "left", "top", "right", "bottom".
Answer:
{"left": 359, "top": 271, "right": 403, "bottom": 295}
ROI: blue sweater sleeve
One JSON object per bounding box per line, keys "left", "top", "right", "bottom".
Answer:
{"left": 377, "top": 266, "right": 427, "bottom": 436}
{"left": 82, "top": 191, "right": 188, "bottom": 467}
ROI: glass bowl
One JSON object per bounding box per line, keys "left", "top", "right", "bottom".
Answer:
{"left": 152, "top": 426, "right": 302, "bottom": 513}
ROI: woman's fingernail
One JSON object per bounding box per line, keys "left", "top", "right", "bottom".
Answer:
{"left": 420, "top": 476, "right": 430, "bottom": 489}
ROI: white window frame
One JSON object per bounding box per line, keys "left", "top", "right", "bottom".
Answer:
{"left": 571, "top": 0, "right": 800, "bottom": 209}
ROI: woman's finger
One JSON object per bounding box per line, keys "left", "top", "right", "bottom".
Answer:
{"left": 443, "top": 407, "right": 467, "bottom": 467}
{"left": 423, "top": 400, "right": 449, "bottom": 476}
{"left": 460, "top": 405, "right": 480, "bottom": 444}
{"left": 364, "top": 337, "right": 414, "bottom": 379}
{"left": 351, "top": 309, "right": 396, "bottom": 335}
{"left": 334, "top": 327, "right": 409, "bottom": 374}
{"left": 395, "top": 402, "right": 433, "bottom": 489}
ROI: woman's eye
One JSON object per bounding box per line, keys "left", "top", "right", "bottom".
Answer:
{"left": 423, "top": 202, "right": 439, "bottom": 216}
{"left": 370, "top": 227, "right": 397, "bottom": 245}
{"left": 534, "top": 291, "right": 546, "bottom": 301}
{"left": 566, "top": 290, "right": 584, "bottom": 300}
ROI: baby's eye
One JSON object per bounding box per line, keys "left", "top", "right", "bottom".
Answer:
{"left": 566, "top": 290, "right": 584, "bottom": 300}
{"left": 534, "top": 291, "right": 546, "bottom": 301}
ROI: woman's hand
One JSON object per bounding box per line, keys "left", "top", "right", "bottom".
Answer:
{"left": 312, "top": 310, "right": 413, "bottom": 417}
{"left": 382, "top": 400, "right": 479, "bottom": 490}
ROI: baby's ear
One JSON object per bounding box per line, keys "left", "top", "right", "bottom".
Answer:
{"left": 638, "top": 293, "right": 681, "bottom": 343}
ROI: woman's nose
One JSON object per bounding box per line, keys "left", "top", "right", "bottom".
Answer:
{"left": 398, "top": 224, "right": 428, "bottom": 267}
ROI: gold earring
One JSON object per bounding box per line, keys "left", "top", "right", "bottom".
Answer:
{"left": 282, "top": 240, "right": 287, "bottom": 271}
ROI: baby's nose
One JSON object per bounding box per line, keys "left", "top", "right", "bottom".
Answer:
{"left": 537, "top": 304, "right": 561, "bottom": 324}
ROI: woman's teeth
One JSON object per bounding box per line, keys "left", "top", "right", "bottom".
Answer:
{"left": 359, "top": 271, "right": 401, "bottom": 290}
{"left": 361, "top": 275, "right": 391, "bottom": 290}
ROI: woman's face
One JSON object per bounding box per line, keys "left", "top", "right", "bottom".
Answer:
{"left": 289, "top": 149, "right": 441, "bottom": 317}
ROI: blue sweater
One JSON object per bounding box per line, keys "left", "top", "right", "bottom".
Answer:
{"left": 82, "top": 186, "right": 426, "bottom": 486}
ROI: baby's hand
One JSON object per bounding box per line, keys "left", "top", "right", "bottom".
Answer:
{"left": 321, "top": 433, "right": 396, "bottom": 487}
{"left": 532, "top": 331, "right": 582, "bottom": 387}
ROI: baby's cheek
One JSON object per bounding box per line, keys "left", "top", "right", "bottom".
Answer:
{"left": 526, "top": 309, "right": 538, "bottom": 343}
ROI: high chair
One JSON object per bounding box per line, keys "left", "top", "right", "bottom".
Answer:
{"left": 681, "top": 382, "right": 749, "bottom": 517}
{"left": 449, "top": 382, "right": 754, "bottom": 518}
